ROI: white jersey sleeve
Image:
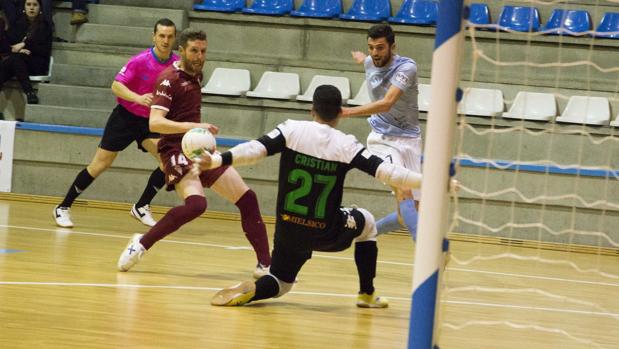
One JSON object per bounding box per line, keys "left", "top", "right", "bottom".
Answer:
{"left": 375, "top": 162, "right": 422, "bottom": 190}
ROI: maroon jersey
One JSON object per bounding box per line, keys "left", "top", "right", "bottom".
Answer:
{"left": 151, "top": 62, "right": 227, "bottom": 189}
{"left": 151, "top": 62, "right": 203, "bottom": 149}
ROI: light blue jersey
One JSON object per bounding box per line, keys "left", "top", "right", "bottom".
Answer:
{"left": 365, "top": 54, "right": 420, "bottom": 138}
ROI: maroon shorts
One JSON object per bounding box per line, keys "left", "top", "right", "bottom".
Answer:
{"left": 159, "top": 142, "right": 228, "bottom": 191}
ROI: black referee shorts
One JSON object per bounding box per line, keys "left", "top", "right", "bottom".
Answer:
{"left": 99, "top": 104, "right": 159, "bottom": 152}
{"left": 269, "top": 207, "right": 366, "bottom": 283}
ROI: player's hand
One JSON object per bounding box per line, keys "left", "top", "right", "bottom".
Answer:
{"left": 137, "top": 93, "right": 153, "bottom": 107}
{"left": 199, "top": 123, "right": 219, "bottom": 135}
{"left": 11, "top": 42, "right": 25, "bottom": 53}
{"left": 351, "top": 51, "right": 367, "bottom": 64}
{"left": 19, "top": 49, "right": 31, "bottom": 55}
{"left": 192, "top": 154, "right": 214, "bottom": 171}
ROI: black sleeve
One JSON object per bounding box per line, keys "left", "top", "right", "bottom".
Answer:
{"left": 7, "top": 19, "right": 26, "bottom": 45}
{"left": 350, "top": 148, "right": 384, "bottom": 177}
{"left": 24, "top": 20, "right": 52, "bottom": 58}
{"left": 256, "top": 128, "right": 286, "bottom": 156}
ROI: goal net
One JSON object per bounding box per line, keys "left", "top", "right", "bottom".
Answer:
{"left": 412, "top": 1, "right": 619, "bottom": 349}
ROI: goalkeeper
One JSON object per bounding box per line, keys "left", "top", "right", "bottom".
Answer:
{"left": 200, "top": 85, "right": 427, "bottom": 308}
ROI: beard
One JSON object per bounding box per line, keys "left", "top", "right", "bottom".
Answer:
{"left": 182, "top": 57, "right": 204, "bottom": 75}
{"left": 372, "top": 48, "right": 393, "bottom": 68}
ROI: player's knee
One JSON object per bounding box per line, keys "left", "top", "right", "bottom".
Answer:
{"left": 185, "top": 196, "right": 207, "bottom": 219}
{"left": 89, "top": 158, "right": 113, "bottom": 175}
{"left": 355, "top": 208, "right": 377, "bottom": 242}
{"left": 86, "top": 164, "right": 104, "bottom": 178}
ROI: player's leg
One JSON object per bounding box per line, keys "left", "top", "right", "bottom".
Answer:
{"left": 211, "top": 232, "right": 308, "bottom": 306}
{"left": 53, "top": 147, "right": 118, "bottom": 228}
{"left": 376, "top": 189, "right": 419, "bottom": 238}
{"left": 366, "top": 131, "right": 420, "bottom": 239}
{"left": 128, "top": 137, "right": 165, "bottom": 227}
{"left": 207, "top": 167, "right": 272, "bottom": 276}
{"left": 54, "top": 106, "right": 132, "bottom": 227}
{"left": 352, "top": 207, "right": 388, "bottom": 308}
{"left": 117, "top": 152, "right": 206, "bottom": 271}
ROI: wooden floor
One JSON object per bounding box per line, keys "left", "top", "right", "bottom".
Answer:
{"left": 0, "top": 198, "right": 618, "bottom": 349}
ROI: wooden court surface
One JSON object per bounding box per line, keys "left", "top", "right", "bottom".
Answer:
{"left": 0, "top": 199, "right": 618, "bottom": 349}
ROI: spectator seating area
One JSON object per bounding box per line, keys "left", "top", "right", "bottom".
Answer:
{"left": 2, "top": 0, "right": 615, "bottom": 242}
{"left": 200, "top": 68, "right": 619, "bottom": 126}
{"left": 471, "top": 5, "right": 618, "bottom": 37}
{"left": 193, "top": 0, "right": 619, "bottom": 38}
{"left": 28, "top": 57, "right": 54, "bottom": 83}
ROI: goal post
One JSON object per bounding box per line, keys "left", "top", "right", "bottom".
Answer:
{"left": 408, "top": 1, "right": 465, "bottom": 349}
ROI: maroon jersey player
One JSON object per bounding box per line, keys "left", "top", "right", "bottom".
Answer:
{"left": 117, "top": 28, "right": 271, "bottom": 278}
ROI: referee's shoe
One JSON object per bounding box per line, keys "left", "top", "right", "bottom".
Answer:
{"left": 53, "top": 206, "right": 74, "bottom": 228}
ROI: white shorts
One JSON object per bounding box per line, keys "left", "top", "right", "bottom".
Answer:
{"left": 367, "top": 130, "right": 422, "bottom": 200}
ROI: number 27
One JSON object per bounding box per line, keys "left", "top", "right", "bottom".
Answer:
{"left": 284, "top": 169, "right": 336, "bottom": 219}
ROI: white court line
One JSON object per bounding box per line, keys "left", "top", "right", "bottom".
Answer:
{"left": 2, "top": 224, "right": 619, "bottom": 288}
{"left": 0, "top": 224, "right": 412, "bottom": 266}
{"left": 1, "top": 281, "right": 618, "bottom": 320}
{"left": 0, "top": 281, "right": 407, "bottom": 301}
{"left": 444, "top": 300, "right": 619, "bottom": 320}
{"left": 449, "top": 267, "right": 619, "bottom": 288}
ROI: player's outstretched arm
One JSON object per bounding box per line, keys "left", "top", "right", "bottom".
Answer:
{"left": 341, "top": 84, "right": 403, "bottom": 118}
{"left": 196, "top": 140, "right": 268, "bottom": 171}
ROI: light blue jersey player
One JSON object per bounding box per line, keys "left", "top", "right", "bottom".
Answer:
{"left": 342, "top": 24, "right": 421, "bottom": 239}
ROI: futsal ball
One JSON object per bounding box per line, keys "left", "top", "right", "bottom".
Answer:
{"left": 182, "top": 128, "right": 217, "bottom": 160}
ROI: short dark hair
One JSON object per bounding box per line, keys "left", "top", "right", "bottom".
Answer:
{"left": 153, "top": 18, "right": 176, "bottom": 34}
{"left": 178, "top": 28, "right": 207, "bottom": 48}
{"left": 312, "top": 85, "right": 342, "bottom": 121}
{"left": 367, "top": 24, "right": 395, "bottom": 45}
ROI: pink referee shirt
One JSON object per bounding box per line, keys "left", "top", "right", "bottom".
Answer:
{"left": 114, "top": 47, "right": 180, "bottom": 118}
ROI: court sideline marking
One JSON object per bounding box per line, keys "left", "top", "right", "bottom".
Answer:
{"left": 0, "top": 280, "right": 618, "bottom": 320}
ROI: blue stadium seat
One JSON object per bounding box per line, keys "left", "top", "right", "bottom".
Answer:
{"left": 467, "top": 3, "right": 491, "bottom": 26}
{"left": 594, "top": 12, "right": 619, "bottom": 39}
{"left": 193, "top": 0, "right": 245, "bottom": 12}
{"left": 339, "top": 0, "right": 391, "bottom": 22}
{"left": 498, "top": 6, "right": 541, "bottom": 32}
{"left": 388, "top": 0, "right": 438, "bottom": 26}
{"left": 290, "top": 0, "right": 342, "bottom": 18}
{"left": 542, "top": 9, "right": 591, "bottom": 35}
{"left": 242, "top": 0, "right": 293, "bottom": 16}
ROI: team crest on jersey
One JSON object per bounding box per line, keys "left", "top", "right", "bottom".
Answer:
{"left": 369, "top": 74, "right": 383, "bottom": 88}
{"left": 160, "top": 79, "right": 171, "bottom": 87}
{"left": 394, "top": 72, "right": 410, "bottom": 86}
